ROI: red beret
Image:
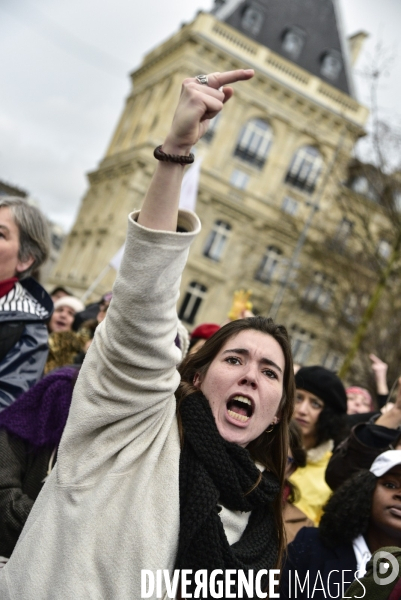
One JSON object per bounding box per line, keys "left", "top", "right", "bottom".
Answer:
{"left": 190, "top": 323, "right": 220, "bottom": 340}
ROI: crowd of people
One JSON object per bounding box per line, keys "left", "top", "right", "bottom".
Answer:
{"left": 0, "top": 71, "right": 401, "bottom": 599}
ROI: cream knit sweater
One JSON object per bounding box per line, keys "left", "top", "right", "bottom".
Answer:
{"left": 0, "top": 210, "right": 201, "bottom": 600}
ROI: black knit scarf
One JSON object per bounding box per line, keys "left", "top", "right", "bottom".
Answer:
{"left": 175, "top": 392, "right": 280, "bottom": 599}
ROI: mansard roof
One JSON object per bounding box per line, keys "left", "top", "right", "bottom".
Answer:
{"left": 212, "top": 0, "right": 354, "bottom": 96}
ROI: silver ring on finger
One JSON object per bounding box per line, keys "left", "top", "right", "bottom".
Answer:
{"left": 195, "top": 74, "right": 209, "bottom": 86}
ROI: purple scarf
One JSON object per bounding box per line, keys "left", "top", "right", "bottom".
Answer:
{"left": 0, "top": 366, "right": 78, "bottom": 448}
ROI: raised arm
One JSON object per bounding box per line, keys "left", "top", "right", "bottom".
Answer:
{"left": 369, "top": 353, "right": 389, "bottom": 401}
{"left": 58, "top": 70, "right": 254, "bottom": 486}
{"left": 138, "top": 70, "right": 254, "bottom": 232}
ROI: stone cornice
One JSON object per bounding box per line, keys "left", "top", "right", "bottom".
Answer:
{"left": 131, "top": 13, "right": 368, "bottom": 135}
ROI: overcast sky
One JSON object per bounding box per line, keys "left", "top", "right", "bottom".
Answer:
{"left": 1, "top": 0, "right": 400, "bottom": 231}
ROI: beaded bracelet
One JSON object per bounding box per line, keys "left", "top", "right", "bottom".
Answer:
{"left": 153, "top": 145, "right": 194, "bottom": 166}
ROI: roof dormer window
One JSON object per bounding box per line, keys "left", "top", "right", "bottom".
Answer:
{"left": 241, "top": 6, "right": 264, "bottom": 36}
{"left": 282, "top": 27, "right": 305, "bottom": 59}
{"left": 320, "top": 50, "right": 343, "bottom": 81}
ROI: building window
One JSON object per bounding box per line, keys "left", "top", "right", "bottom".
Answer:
{"left": 202, "top": 112, "right": 221, "bottom": 143}
{"left": 332, "top": 217, "right": 353, "bottom": 250}
{"left": 234, "top": 119, "right": 273, "bottom": 169}
{"left": 51, "top": 233, "right": 63, "bottom": 251}
{"left": 342, "top": 293, "right": 368, "bottom": 325}
{"left": 321, "top": 50, "right": 343, "bottom": 81}
{"left": 342, "top": 293, "right": 358, "bottom": 324}
{"left": 290, "top": 325, "right": 315, "bottom": 364}
{"left": 281, "top": 196, "right": 299, "bottom": 216}
{"left": 282, "top": 27, "right": 306, "bottom": 59}
{"left": 350, "top": 176, "right": 368, "bottom": 195}
{"left": 230, "top": 169, "right": 250, "bottom": 190}
{"left": 303, "top": 271, "right": 334, "bottom": 310}
{"left": 335, "top": 218, "right": 353, "bottom": 243}
{"left": 378, "top": 240, "right": 391, "bottom": 260}
{"left": 322, "top": 351, "right": 342, "bottom": 372}
{"left": 241, "top": 6, "right": 264, "bottom": 36}
{"left": 255, "top": 246, "right": 283, "bottom": 284}
{"left": 179, "top": 282, "right": 207, "bottom": 325}
{"left": 285, "top": 146, "right": 322, "bottom": 194}
{"left": 349, "top": 176, "right": 379, "bottom": 202}
{"left": 203, "top": 220, "right": 231, "bottom": 262}
{"left": 393, "top": 190, "right": 401, "bottom": 212}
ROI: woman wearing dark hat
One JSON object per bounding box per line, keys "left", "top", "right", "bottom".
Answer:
{"left": 290, "top": 365, "right": 348, "bottom": 525}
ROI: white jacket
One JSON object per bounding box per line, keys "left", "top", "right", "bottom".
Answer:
{"left": 0, "top": 210, "right": 200, "bottom": 600}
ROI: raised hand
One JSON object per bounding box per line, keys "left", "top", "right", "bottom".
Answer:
{"left": 377, "top": 377, "right": 401, "bottom": 429}
{"left": 138, "top": 69, "right": 254, "bottom": 232}
{"left": 164, "top": 70, "right": 254, "bottom": 155}
{"left": 369, "top": 353, "right": 389, "bottom": 395}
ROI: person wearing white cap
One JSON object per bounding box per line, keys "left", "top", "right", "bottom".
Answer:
{"left": 48, "top": 296, "right": 85, "bottom": 333}
{"left": 45, "top": 296, "right": 86, "bottom": 373}
{"left": 370, "top": 449, "right": 401, "bottom": 477}
{"left": 280, "top": 449, "right": 401, "bottom": 599}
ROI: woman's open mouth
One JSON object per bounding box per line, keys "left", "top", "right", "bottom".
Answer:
{"left": 226, "top": 396, "right": 253, "bottom": 423}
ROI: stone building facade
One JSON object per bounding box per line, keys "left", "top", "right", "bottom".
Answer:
{"left": 50, "top": 0, "right": 380, "bottom": 368}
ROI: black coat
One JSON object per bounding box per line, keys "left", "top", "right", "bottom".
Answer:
{"left": 326, "top": 422, "right": 401, "bottom": 491}
{"left": 0, "top": 429, "right": 52, "bottom": 557}
{"left": 280, "top": 527, "right": 358, "bottom": 600}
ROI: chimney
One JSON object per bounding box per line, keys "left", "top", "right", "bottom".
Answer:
{"left": 348, "top": 31, "right": 369, "bottom": 65}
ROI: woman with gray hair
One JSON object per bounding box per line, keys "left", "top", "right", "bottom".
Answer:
{"left": 0, "top": 196, "right": 52, "bottom": 409}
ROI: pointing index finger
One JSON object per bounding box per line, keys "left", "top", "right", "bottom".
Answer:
{"left": 206, "top": 69, "right": 254, "bottom": 89}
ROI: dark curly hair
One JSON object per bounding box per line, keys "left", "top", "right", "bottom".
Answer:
{"left": 315, "top": 404, "right": 349, "bottom": 447}
{"left": 319, "top": 469, "right": 377, "bottom": 548}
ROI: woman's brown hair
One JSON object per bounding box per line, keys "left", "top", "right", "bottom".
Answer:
{"left": 286, "top": 420, "right": 307, "bottom": 504}
{"left": 176, "top": 316, "right": 295, "bottom": 570}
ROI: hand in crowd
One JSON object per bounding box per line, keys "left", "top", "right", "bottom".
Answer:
{"left": 380, "top": 402, "right": 395, "bottom": 415}
{"left": 369, "top": 353, "right": 389, "bottom": 395}
{"left": 376, "top": 377, "right": 401, "bottom": 428}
